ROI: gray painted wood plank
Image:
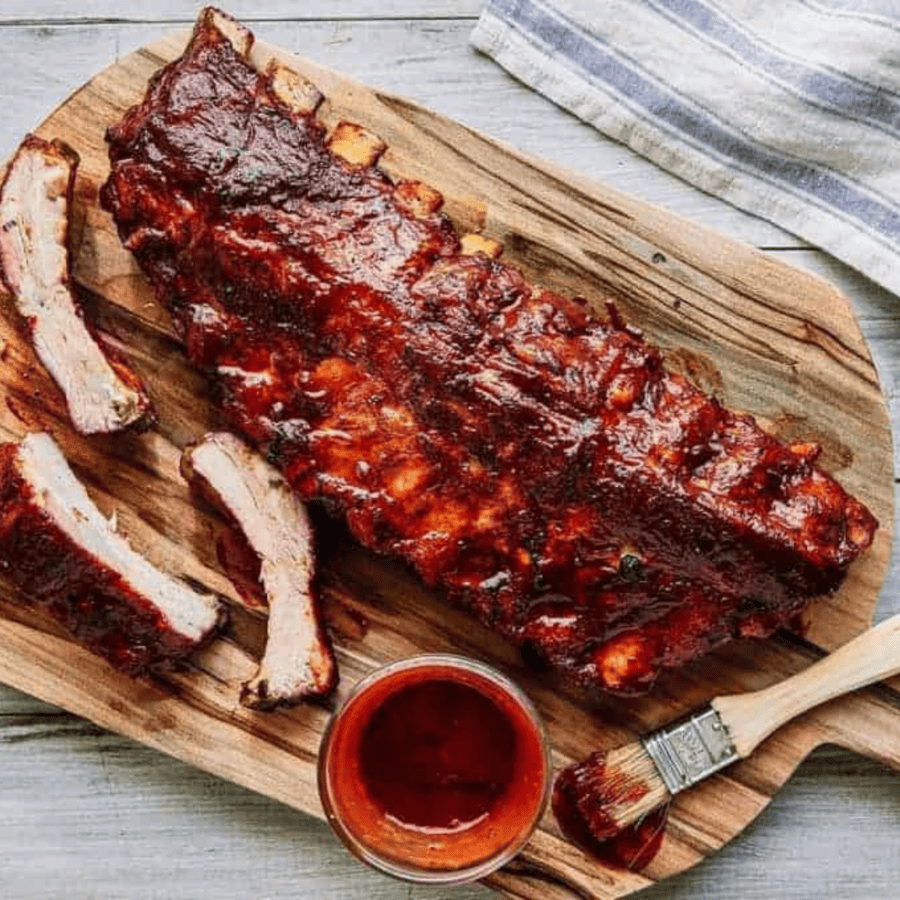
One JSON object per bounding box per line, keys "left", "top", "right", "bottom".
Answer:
{"left": 0, "top": 701, "right": 898, "bottom": 900}
{"left": 0, "top": 0, "right": 486, "bottom": 23}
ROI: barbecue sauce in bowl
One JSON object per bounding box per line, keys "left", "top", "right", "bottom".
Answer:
{"left": 318, "top": 655, "right": 550, "bottom": 883}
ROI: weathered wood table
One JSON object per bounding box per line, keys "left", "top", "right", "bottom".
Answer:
{"left": 1, "top": 2, "right": 899, "bottom": 898}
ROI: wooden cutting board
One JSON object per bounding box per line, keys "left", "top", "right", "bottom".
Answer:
{"left": 0, "top": 25, "right": 896, "bottom": 900}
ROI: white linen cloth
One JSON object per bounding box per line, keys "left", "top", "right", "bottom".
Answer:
{"left": 471, "top": 0, "right": 900, "bottom": 297}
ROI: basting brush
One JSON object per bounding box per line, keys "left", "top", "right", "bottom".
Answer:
{"left": 560, "top": 612, "right": 900, "bottom": 843}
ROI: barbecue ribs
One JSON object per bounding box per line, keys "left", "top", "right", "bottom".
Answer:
{"left": 0, "top": 135, "right": 153, "bottom": 434}
{"left": 182, "top": 431, "right": 336, "bottom": 708}
{"left": 100, "top": 7, "right": 877, "bottom": 694}
{"left": 0, "top": 432, "right": 223, "bottom": 675}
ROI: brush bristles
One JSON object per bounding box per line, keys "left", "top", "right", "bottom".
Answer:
{"left": 569, "top": 741, "right": 670, "bottom": 840}
{"left": 602, "top": 742, "right": 670, "bottom": 831}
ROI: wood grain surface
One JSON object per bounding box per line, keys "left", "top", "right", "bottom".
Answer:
{"left": 1, "top": 11, "right": 899, "bottom": 900}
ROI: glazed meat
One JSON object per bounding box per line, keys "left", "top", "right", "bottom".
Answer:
{"left": 181, "top": 431, "right": 336, "bottom": 708}
{"left": 0, "top": 432, "right": 223, "bottom": 676}
{"left": 100, "top": 8, "right": 877, "bottom": 694}
{"left": 0, "top": 135, "right": 153, "bottom": 434}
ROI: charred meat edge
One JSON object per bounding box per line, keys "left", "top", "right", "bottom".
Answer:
{"left": 0, "top": 134, "right": 153, "bottom": 434}
{"left": 0, "top": 432, "right": 223, "bottom": 675}
{"left": 181, "top": 431, "right": 337, "bottom": 708}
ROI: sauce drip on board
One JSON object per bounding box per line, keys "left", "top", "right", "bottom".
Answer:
{"left": 318, "top": 657, "right": 548, "bottom": 881}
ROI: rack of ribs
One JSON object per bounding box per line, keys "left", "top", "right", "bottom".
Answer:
{"left": 100, "top": 7, "right": 877, "bottom": 694}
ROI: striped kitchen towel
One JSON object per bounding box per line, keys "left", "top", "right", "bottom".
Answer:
{"left": 471, "top": 0, "right": 900, "bottom": 297}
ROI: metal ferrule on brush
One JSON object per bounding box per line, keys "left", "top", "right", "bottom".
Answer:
{"left": 641, "top": 706, "right": 741, "bottom": 795}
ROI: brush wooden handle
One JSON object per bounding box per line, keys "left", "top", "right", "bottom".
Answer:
{"left": 712, "top": 613, "right": 900, "bottom": 757}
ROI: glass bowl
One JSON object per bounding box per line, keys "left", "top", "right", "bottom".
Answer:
{"left": 317, "top": 654, "right": 551, "bottom": 884}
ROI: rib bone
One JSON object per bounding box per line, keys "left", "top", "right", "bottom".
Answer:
{"left": 394, "top": 180, "right": 444, "bottom": 218}
{"left": 327, "top": 122, "right": 387, "bottom": 168}
{"left": 460, "top": 233, "right": 503, "bottom": 259}
{"left": 199, "top": 6, "right": 252, "bottom": 57}
{"left": 181, "top": 432, "right": 337, "bottom": 709}
{"left": 265, "top": 59, "right": 324, "bottom": 115}
{"left": 0, "top": 135, "right": 153, "bottom": 434}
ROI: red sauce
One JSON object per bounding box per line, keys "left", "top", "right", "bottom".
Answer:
{"left": 318, "top": 658, "right": 548, "bottom": 879}
{"left": 360, "top": 679, "right": 516, "bottom": 831}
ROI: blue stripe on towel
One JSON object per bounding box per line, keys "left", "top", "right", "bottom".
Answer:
{"left": 648, "top": 0, "right": 900, "bottom": 130}
{"left": 489, "top": 0, "right": 900, "bottom": 244}
{"left": 800, "top": 0, "right": 900, "bottom": 23}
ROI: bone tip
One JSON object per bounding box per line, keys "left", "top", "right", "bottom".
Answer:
{"left": 77, "top": 395, "right": 154, "bottom": 436}
{"left": 395, "top": 180, "right": 444, "bottom": 218}
{"left": 327, "top": 122, "right": 387, "bottom": 168}
{"left": 240, "top": 657, "right": 337, "bottom": 711}
{"left": 265, "top": 59, "right": 324, "bottom": 115}
{"left": 239, "top": 675, "right": 306, "bottom": 712}
{"left": 3, "top": 135, "right": 77, "bottom": 210}
{"left": 16, "top": 134, "right": 80, "bottom": 174}
{"left": 178, "top": 441, "right": 198, "bottom": 484}
{"left": 197, "top": 6, "right": 253, "bottom": 58}
{"left": 460, "top": 233, "right": 503, "bottom": 260}
{"left": 239, "top": 676, "right": 274, "bottom": 711}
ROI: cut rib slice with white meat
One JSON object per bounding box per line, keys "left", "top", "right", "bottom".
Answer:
{"left": 0, "top": 432, "right": 224, "bottom": 675}
{"left": 181, "top": 432, "right": 337, "bottom": 709}
{"left": 0, "top": 134, "right": 152, "bottom": 434}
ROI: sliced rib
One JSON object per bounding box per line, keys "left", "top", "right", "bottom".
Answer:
{"left": 181, "top": 431, "right": 336, "bottom": 708}
{"left": 0, "top": 134, "right": 152, "bottom": 434}
{"left": 0, "top": 432, "right": 223, "bottom": 675}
